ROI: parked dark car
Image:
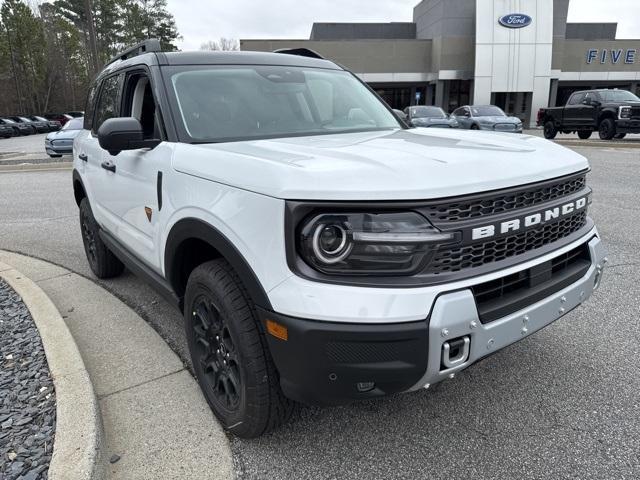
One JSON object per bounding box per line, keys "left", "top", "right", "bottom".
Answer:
{"left": 9, "top": 116, "right": 48, "bottom": 134}
{"left": 451, "top": 105, "right": 523, "bottom": 133}
{"left": 44, "top": 113, "right": 73, "bottom": 127}
{"left": 537, "top": 89, "right": 640, "bottom": 140}
{"left": 45, "top": 116, "right": 83, "bottom": 157}
{"left": 0, "top": 123, "right": 13, "bottom": 138}
{"left": 404, "top": 106, "right": 460, "bottom": 128}
{"left": 0, "top": 117, "right": 33, "bottom": 135}
{"left": 28, "top": 115, "right": 61, "bottom": 132}
{"left": 66, "top": 111, "right": 84, "bottom": 118}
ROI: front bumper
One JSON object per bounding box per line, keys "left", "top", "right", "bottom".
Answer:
{"left": 615, "top": 119, "right": 640, "bottom": 133}
{"left": 262, "top": 235, "right": 606, "bottom": 405}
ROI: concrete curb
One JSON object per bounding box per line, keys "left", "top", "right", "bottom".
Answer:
{"left": 554, "top": 140, "right": 640, "bottom": 149}
{"left": 0, "top": 261, "right": 104, "bottom": 480}
{"left": 0, "top": 162, "right": 72, "bottom": 173}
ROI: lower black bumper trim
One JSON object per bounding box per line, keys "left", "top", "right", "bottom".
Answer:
{"left": 258, "top": 308, "right": 428, "bottom": 406}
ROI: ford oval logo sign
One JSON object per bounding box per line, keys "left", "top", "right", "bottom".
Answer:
{"left": 499, "top": 14, "right": 532, "bottom": 28}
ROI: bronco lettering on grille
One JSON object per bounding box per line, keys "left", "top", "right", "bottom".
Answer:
{"left": 471, "top": 197, "right": 588, "bottom": 240}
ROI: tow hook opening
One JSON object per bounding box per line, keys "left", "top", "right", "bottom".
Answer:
{"left": 441, "top": 336, "right": 470, "bottom": 370}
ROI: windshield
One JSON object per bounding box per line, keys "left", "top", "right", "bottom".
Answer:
{"left": 471, "top": 106, "right": 506, "bottom": 117}
{"left": 167, "top": 65, "right": 401, "bottom": 142}
{"left": 601, "top": 90, "right": 640, "bottom": 103}
{"left": 18, "top": 117, "right": 31, "bottom": 123}
{"left": 33, "top": 116, "right": 48, "bottom": 122}
{"left": 62, "top": 117, "right": 84, "bottom": 130}
{"left": 2, "top": 118, "right": 15, "bottom": 123}
{"left": 410, "top": 106, "right": 446, "bottom": 119}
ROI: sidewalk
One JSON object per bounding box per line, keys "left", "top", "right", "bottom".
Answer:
{"left": 0, "top": 251, "right": 234, "bottom": 480}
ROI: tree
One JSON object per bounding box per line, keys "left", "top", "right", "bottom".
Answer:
{"left": 200, "top": 37, "right": 239, "bottom": 51}
{"left": 122, "top": 0, "right": 181, "bottom": 51}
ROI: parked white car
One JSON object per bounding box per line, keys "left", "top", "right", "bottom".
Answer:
{"left": 73, "top": 40, "right": 606, "bottom": 438}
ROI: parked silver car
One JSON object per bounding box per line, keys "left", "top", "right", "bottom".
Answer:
{"left": 404, "top": 106, "right": 459, "bottom": 128}
{"left": 45, "top": 117, "right": 83, "bottom": 157}
{"left": 451, "top": 105, "right": 523, "bottom": 133}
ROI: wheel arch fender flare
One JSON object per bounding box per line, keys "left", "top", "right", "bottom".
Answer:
{"left": 598, "top": 109, "right": 616, "bottom": 126}
{"left": 72, "top": 169, "right": 87, "bottom": 206}
{"left": 164, "top": 218, "right": 273, "bottom": 310}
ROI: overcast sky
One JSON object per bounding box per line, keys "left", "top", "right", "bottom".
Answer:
{"left": 166, "top": 0, "right": 640, "bottom": 51}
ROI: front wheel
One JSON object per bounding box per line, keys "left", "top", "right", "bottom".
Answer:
{"left": 184, "top": 259, "right": 295, "bottom": 438}
{"left": 598, "top": 118, "right": 616, "bottom": 140}
{"left": 543, "top": 120, "right": 557, "bottom": 139}
{"left": 577, "top": 131, "right": 592, "bottom": 140}
{"left": 79, "top": 198, "right": 124, "bottom": 278}
{"left": 470, "top": 124, "right": 480, "bottom": 130}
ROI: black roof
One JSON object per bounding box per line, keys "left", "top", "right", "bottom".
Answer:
{"left": 99, "top": 50, "right": 342, "bottom": 80}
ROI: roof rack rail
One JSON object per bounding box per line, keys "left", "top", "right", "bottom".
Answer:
{"left": 106, "top": 39, "right": 162, "bottom": 66}
{"left": 273, "top": 48, "right": 324, "bottom": 60}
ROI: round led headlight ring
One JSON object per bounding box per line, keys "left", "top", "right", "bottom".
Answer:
{"left": 311, "top": 223, "right": 352, "bottom": 264}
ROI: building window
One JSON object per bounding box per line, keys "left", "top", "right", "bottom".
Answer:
{"left": 447, "top": 81, "right": 470, "bottom": 113}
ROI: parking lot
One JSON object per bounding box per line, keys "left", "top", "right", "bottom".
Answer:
{"left": 0, "top": 142, "right": 638, "bottom": 479}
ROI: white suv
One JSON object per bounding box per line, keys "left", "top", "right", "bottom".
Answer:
{"left": 73, "top": 40, "right": 606, "bottom": 438}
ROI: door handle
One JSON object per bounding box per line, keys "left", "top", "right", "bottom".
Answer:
{"left": 79, "top": 153, "right": 88, "bottom": 162}
{"left": 101, "top": 161, "right": 116, "bottom": 173}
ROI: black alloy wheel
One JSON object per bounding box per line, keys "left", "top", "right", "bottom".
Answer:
{"left": 78, "top": 198, "right": 124, "bottom": 278}
{"left": 191, "top": 296, "right": 242, "bottom": 411}
{"left": 543, "top": 120, "right": 557, "bottom": 139}
{"left": 599, "top": 118, "right": 616, "bottom": 140}
{"left": 184, "top": 259, "right": 295, "bottom": 438}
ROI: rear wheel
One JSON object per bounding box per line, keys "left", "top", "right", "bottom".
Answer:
{"left": 79, "top": 198, "right": 124, "bottom": 279}
{"left": 470, "top": 124, "right": 479, "bottom": 130}
{"left": 614, "top": 133, "right": 626, "bottom": 140}
{"left": 184, "top": 259, "right": 295, "bottom": 438}
{"left": 543, "top": 120, "right": 557, "bottom": 139}
{"left": 598, "top": 118, "right": 616, "bottom": 140}
{"left": 577, "top": 131, "right": 592, "bottom": 140}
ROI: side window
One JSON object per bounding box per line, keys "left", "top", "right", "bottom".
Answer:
{"left": 584, "top": 92, "right": 601, "bottom": 103}
{"left": 567, "top": 92, "right": 585, "bottom": 106}
{"left": 93, "top": 74, "right": 123, "bottom": 134}
{"left": 452, "top": 108, "right": 463, "bottom": 116}
{"left": 122, "top": 72, "right": 161, "bottom": 139}
{"left": 84, "top": 84, "right": 98, "bottom": 130}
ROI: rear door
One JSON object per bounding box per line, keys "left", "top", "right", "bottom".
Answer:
{"left": 563, "top": 92, "right": 586, "bottom": 129}
{"left": 85, "top": 73, "right": 125, "bottom": 235}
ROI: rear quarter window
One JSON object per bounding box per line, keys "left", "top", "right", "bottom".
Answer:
{"left": 84, "top": 84, "right": 98, "bottom": 130}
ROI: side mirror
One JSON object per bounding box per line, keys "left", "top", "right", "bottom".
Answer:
{"left": 98, "top": 117, "right": 160, "bottom": 156}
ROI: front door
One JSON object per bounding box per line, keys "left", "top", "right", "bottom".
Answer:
{"left": 101, "top": 71, "right": 169, "bottom": 271}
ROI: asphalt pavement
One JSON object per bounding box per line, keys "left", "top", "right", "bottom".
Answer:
{"left": 0, "top": 146, "right": 638, "bottom": 479}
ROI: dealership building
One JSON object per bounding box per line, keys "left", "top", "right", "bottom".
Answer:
{"left": 241, "top": 0, "right": 640, "bottom": 126}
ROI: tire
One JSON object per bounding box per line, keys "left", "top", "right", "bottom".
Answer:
{"left": 598, "top": 118, "right": 616, "bottom": 140}
{"left": 470, "top": 124, "right": 479, "bottom": 130}
{"left": 577, "top": 131, "right": 592, "bottom": 140}
{"left": 184, "top": 259, "right": 295, "bottom": 438}
{"left": 614, "top": 133, "right": 626, "bottom": 139}
{"left": 543, "top": 120, "right": 557, "bottom": 139}
{"left": 12, "top": 128, "right": 20, "bottom": 137}
{"left": 79, "top": 198, "right": 124, "bottom": 279}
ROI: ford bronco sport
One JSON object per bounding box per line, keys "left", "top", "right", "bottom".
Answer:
{"left": 73, "top": 40, "right": 606, "bottom": 438}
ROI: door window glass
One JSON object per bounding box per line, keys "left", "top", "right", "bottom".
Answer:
{"left": 94, "top": 74, "right": 123, "bottom": 133}
{"left": 567, "top": 92, "right": 586, "bottom": 105}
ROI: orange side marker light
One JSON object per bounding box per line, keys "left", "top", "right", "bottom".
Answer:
{"left": 266, "top": 319, "right": 288, "bottom": 341}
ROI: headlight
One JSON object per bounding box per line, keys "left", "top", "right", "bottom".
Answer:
{"left": 299, "top": 212, "right": 456, "bottom": 275}
{"left": 619, "top": 106, "right": 632, "bottom": 119}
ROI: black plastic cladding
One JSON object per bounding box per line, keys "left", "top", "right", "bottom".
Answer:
{"left": 285, "top": 170, "right": 594, "bottom": 288}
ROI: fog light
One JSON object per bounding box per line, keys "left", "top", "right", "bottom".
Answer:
{"left": 357, "top": 382, "right": 375, "bottom": 392}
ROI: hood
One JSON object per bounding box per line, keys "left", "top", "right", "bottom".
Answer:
{"left": 172, "top": 128, "right": 589, "bottom": 201}
{"left": 46, "top": 129, "right": 81, "bottom": 140}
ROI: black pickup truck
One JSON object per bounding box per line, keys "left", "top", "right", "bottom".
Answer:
{"left": 537, "top": 89, "right": 640, "bottom": 140}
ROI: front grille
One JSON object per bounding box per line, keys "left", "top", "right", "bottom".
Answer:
{"left": 428, "top": 211, "right": 588, "bottom": 275}
{"left": 471, "top": 242, "right": 592, "bottom": 323}
{"left": 423, "top": 173, "right": 586, "bottom": 222}
{"left": 494, "top": 123, "right": 516, "bottom": 131}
